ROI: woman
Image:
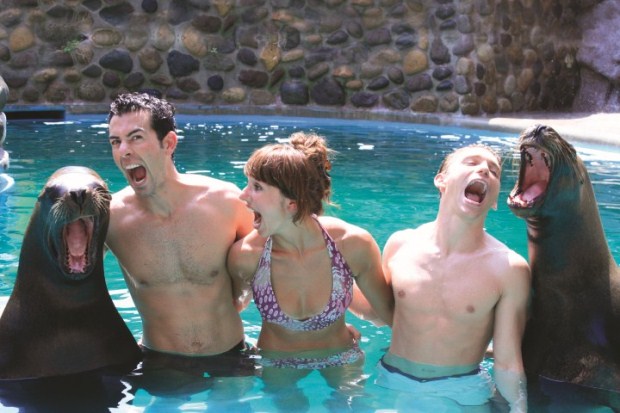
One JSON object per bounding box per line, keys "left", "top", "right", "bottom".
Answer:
{"left": 227, "top": 131, "right": 393, "bottom": 407}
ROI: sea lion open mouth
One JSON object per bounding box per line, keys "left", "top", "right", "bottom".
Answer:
{"left": 508, "top": 146, "right": 551, "bottom": 209}
{"left": 465, "top": 179, "right": 487, "bottom": 204}
{"left": 63, "top": 217, "right": 94, "bottom": 274}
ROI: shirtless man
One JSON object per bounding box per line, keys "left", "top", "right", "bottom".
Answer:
{"left": 377, "top": 144, "right": 531, "bottom": 412}
{"left": 105, "top": 93, "right": 254, "bottom": 377}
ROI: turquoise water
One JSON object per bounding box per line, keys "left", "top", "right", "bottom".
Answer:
{"left": 0, "top": 115, "right": 619, "bottom": 412}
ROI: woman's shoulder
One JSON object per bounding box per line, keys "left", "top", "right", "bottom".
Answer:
{"left": 317, "top": 216, "right": 371, "bottom": 240}
{"left": 317, "top": 216, "right": 378, "bottom": 260}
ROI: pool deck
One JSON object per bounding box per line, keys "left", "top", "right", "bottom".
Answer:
{"left": 469, "top": 112, "right": 620, "bottom": 147}
{"left": 174, "top": 107, "right": 620, "bottom": 147}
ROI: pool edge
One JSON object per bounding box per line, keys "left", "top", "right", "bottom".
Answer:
{"left": 5, "top": 103, "right": 618, "bottom": 147}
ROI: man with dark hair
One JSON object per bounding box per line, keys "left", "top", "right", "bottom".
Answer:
{"left": 106, "top": 93, "right": 256, "bottom": 380}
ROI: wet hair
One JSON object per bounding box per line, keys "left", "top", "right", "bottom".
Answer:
{"left": 436, "top": 143, "right": 502, "bottom": 175}
{"left": 108, "top": 92, "right": 176, "bottom": 143}
{"left": 244, "top": 132, "right": 333, "bottom": 223}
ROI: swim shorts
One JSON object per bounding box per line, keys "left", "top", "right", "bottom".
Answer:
{"left": 126, "top": 342, "right": 260, "bottom": 397}
{"left": 375, "top": 357, "right": 495, "bottom": 406}
{"left": 138, "top": 341, "right": 260, "bottom": 378}
{"left": 260, "top": 342, "right": 364, "bottom": 370}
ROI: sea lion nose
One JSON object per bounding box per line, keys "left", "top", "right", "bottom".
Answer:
{"left": 70, "top": 189, "right": 87, "bottom": 206}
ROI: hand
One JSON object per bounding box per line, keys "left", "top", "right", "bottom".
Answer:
{"left": 346, "top": 323, "right": 362, "bottom": 342}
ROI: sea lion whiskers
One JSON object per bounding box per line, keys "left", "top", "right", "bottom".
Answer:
{"left": 49, "top": 185, "right": 110, "bottom": 223}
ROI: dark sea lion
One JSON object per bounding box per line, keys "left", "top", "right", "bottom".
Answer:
{"left": 0, "top": 166, "right": 142, "bottom": 380}
{"left": 507, "top": 124, "right": 620, "bottom": 392}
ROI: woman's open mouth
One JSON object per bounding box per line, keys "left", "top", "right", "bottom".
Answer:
{"left": 252, "top": 211, "right": 263, "bottom": 229}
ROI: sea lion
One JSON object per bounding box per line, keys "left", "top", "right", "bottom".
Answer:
{"left": 0, "top": 166, "right": 142, "bottom": 380}
{"left": 507, "top": 124, "right": 620, "bottom": 392}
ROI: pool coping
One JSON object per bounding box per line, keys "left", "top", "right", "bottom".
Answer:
{"left": 5, "top": 103, "right": 620, "bottom": 147}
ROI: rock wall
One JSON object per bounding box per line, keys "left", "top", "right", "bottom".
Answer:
{"left": 573, "top": 0, "right": 620, "bottom": 112}
{"left": 0, "top": 0, "right": 601, "bottom": 116}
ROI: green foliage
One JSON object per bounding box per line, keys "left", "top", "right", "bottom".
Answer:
{"left": 62, "top": 39, "right": 80, "bottom": 53}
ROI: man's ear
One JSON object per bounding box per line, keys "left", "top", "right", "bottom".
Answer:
{"left": 434, "top": 172, "right": 446, "bottom": 194}
{"left": 162, "top": 131, "right": 178, "bottom": 154}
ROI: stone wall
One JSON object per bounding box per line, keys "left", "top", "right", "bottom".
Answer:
{"left": 0, "top": 0, "right": 597, "bottom": 116}
{"left": 573, "top": 0, "right": 620, "bottom": 112}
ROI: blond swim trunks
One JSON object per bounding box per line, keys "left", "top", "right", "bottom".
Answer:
{"left": 375, "top": 355, "right": 495, "bottom": 406}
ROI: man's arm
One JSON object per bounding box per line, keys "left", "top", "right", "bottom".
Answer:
{"left": 350, "top": 230, "right": 407, "bottom": 325}
{"left": 492, "top": 252, "right": 531, "bottom": 413}
{"left": 348, "top": 229, "right": 397, "bottom": 326}
{"left": 226, "top": 239, "right": 255, "bottom": 312}
{"left": 227, "top": 184, "right": 254, "bottom": 241}
{"left": 349, "top": 284, "right": 381, "bottom": 324}
{"left": 225, "top": 184, "right": 254, "bottom": 311}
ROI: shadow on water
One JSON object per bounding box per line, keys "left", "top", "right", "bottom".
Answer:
{"left": 0, "top": 372, "right": 132, "bottom": 413}
{"left": 527, "top": 378, "right": 620, "bottom": 412}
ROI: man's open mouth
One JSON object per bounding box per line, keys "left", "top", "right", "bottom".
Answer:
{"left": 125, "top": 164, "right": 147, "bottom": 184}
{"left": 465, "top": 179, "right": 488, "bottom": 204}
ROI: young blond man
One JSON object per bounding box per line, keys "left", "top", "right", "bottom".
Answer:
{"left": 378, "top": 144, "right": 531, "bottom": 413}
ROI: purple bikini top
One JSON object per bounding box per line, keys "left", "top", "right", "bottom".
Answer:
{"left": 251, "top": 216, "right": 354, "bottom": 331}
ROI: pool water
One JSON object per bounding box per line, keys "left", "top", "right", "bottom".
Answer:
{"left": 0, "top": 115, "right": 619, "bottom": 412}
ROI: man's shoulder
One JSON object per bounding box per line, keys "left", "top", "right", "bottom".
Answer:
{"left": 382, "top": 226, "right": 427, "bottom": 260}
{"left": 182, "top": 173, "right": 239, "bottom": 190}
{"left": 182, "top": 174, "right": 242, "bottom": 201}
{"left": 387, "top": 224, "right": 428, "bottom": 245}
{"left": 484, "top": 234, "right": 528, "bottom": 264}
{"left": 483, "top": 235, "right": 530, "bottom": 283}
{"left": 110, "top": 186, "right": 135, "bottom": 210}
